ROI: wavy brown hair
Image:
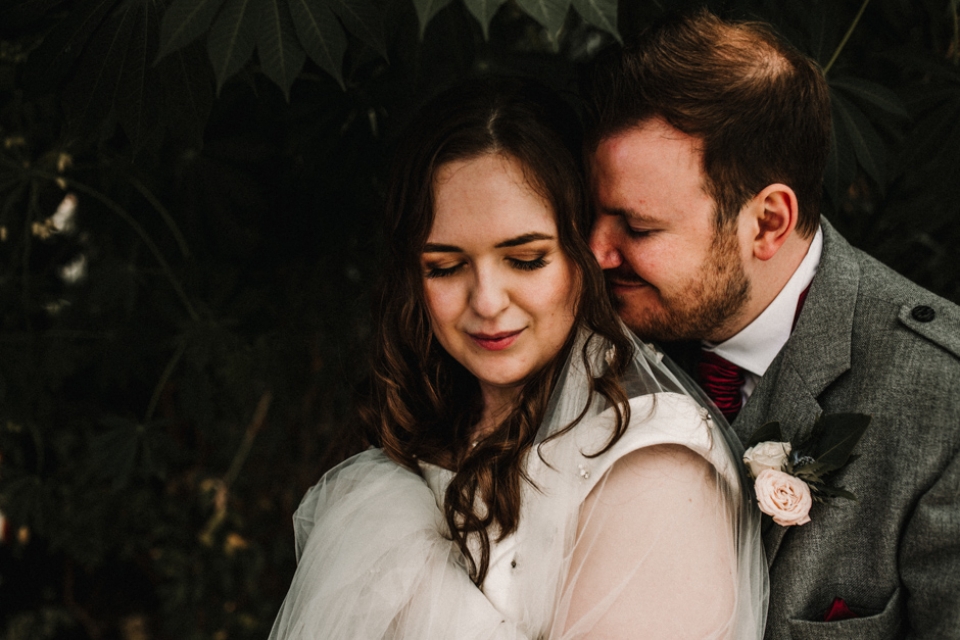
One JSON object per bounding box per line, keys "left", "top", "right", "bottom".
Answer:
{"left": 582, "top": 9, "right": 830, "bottom": 237}
{"left": 356, "top": 77, "right": 635, "bottom": 585}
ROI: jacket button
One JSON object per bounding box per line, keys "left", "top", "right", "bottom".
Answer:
{"left": 911, "top": 305, "right": 935, "bottom": 322}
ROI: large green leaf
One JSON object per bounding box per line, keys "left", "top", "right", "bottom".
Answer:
{"left": 462, "top": 0, "right": 507, "bottom": 40}
{"left": 412, "top": 0, "right": 454, "bottom": 38}
{"left": 116, "top": 0, "right": 164, "bottom": 152}
{"left": 258, "top": 0, "right": 306, "bottom": 99}
{"left": 327, "top": 0, "right": 386, "bottom": 57}
{"left": 831, "top": 90, "right": 887, "bottom": 188}
{"left": 157, "top": 40, "right": 215, "bottom": 148}
{"left": 829, "top": 77, "right": 909, "bottom": 119}
{"left": 571, "top": 0, "right": 618, "bottom": 40}
{"left": 0, "top": 0, "right": 68, "bottom": 29}
{"left": 899, "top": 85, "right": 960, "bottom": 171}
{"left": 157, "top": 0, "right": 228, "bottom": 59}
{"left": 207, "top": 0, "right": 260, "bottom": 91}
{"left": 288, "top": 0, "right": 346, "bottom": 88}
{"left": 516, "top": 0, "right": 571, "bottom": 37}
{"left": 823, "top": 94, "right": 856, "bottom": 206}
{"left": 61, "top": 2, "right": 138, "bottom": 141}
{"left": 20, "top": 0, "right": 118, "bottom": 93}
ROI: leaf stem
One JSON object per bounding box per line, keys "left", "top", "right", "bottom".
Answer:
{"left": 823, "top": 0, "right": 872, "bottom": 75}
{"left": 951, "top": 0, "right": 959, "bottom": 65}
{"left": 121, "top": 170, "right": 191, "bottom": 259}
{"left": 223, "top": 391, "right": 273, "bottom": 489}
{"left": 144, "top": 341, "right": 187, "bottom": 424}
{"left": 198, "top": 391, "right": 273, "bottom": 545}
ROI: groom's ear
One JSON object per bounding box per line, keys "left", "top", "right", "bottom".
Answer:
{"left": 746, "top": 184, "right": 798, "bottom": 261}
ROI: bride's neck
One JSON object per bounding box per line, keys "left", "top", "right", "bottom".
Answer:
{"left": 472, "top": 384, "right": 520, "bottom": 442}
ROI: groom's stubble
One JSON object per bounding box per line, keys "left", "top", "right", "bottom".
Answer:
{"left": 612, "top": 224, "right": 751, "bottom": 343}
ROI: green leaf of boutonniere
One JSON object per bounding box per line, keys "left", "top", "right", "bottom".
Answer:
{"left": 745, "top": 421, "right": 783, "bottom": 449}
{"left": 743, "top": 412, "right": 871, "bottom": 519}
{"left": 811, "top": 413, "right": 871, "bottom": 472}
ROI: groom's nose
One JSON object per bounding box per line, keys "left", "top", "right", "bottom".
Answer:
{"left": 589, "top": 216, "right": 623, "bottom": 270}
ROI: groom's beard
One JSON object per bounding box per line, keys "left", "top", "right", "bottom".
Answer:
{"left": 610, "top": 230, "right": 750, "bottom": 343}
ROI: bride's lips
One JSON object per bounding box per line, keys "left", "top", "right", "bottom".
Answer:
{"left": 469, "top": 329, "right": 524, "bottom": 351}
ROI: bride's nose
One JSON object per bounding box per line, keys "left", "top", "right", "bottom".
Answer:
{"left": 469, "top": 268, "right": 510, "bottom": 319}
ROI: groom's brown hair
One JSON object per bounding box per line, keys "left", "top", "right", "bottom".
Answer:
{"left": 582, "top": 9, "right": 830, "bottom": 238}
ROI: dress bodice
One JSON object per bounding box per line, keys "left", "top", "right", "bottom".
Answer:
{"left": 269, "top": 389, "right": 765, "bottom": 640}
{"left": 420, "top": 392, "right": 738, "bottom": 635}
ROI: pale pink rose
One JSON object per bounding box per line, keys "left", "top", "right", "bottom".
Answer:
{"left": 742, "top": 441, "right": 792, "bottom": 478}
{"left": 754, "top": 469, "right": 812, "bottom": 526}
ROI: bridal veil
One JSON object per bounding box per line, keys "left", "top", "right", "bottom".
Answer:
{"left": 269, "top": 330, "right": 768, "bottom": 639}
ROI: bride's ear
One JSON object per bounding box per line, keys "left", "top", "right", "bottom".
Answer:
{"left": 746, "top": 184, "right": 799, "bottom": 261}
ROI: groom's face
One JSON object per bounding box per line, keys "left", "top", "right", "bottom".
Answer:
{"left": 588, "top": 118, "right": 750, "bottom": 343}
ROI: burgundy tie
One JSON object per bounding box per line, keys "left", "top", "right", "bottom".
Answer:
{"left": 698, "top": 350, "right": 745, "bottom": 421}
{"left": 699, "top": 283, "right": 813, "bottom": 422}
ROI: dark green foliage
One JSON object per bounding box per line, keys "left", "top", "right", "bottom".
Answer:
{"left": 1, "top": 0, "right": 959, "bottom": 638}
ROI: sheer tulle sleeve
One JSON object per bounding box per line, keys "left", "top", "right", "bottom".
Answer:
{"left": 559, "top": 443, "right": 738, "bottom": 638}
{"left": 523, "top": 391, "right": 766, "bottom": 640}
{"left": 268, "top": 449, "right": 528, "bottom": 640}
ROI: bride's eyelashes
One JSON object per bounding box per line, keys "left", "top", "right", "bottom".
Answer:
{"left": 425, "top": 262, "right": 464, "bottom": 278}
{"left": 508, "top": 256, "right": 548, "bottom": 271}
{"left": 423, "top": 255, "right": 549, "bottom": 278}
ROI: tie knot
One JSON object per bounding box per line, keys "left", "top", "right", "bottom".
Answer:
{"left": 698, "top": 350, "right": 744, "bottom": 421}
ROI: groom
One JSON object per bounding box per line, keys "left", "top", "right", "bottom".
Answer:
{"left": 583, "top": 10, "right": 960, "bottom": 640}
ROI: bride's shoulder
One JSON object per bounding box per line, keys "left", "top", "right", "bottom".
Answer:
{"left": 574, "top": 391, "right": 715, "bottom": 457}
{"left": 291, "top": 447, "right": 444, "bottom": 556}
{"left": 532, "top": 392, "right": 724, "bottom": 499}
{"left": 295, "top": 448, "right": 432, "bottom": 524}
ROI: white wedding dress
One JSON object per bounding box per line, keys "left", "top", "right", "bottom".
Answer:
{"left": 269, "top": 334, "right": 768, "bottom": 639}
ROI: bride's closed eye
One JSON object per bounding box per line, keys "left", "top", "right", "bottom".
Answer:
{"left": 424, "top": 262, "right": 464, "bottom": 278}
{"left": 508, "top": 256, "right": 548, "bottom": 271}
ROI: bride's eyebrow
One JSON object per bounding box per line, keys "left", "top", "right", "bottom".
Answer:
{"left": 495, "top": 232, "right": 555, "bottom": 248}
{"left": 422, "top": 232, "right": 555, "bottom": 254}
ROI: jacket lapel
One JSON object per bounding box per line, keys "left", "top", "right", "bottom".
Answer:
{"left": 733, "top": 218, "right": 861, "bottom": 565}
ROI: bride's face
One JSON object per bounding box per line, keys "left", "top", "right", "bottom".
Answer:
{"left": 421, "top": 153, "right": 578, "bottom": 403}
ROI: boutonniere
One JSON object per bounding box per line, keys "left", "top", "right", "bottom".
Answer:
{"left": 742, "top": 413, "right": 871, "bottom": 527}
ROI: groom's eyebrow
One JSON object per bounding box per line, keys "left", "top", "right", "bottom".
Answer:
{"left": 601, "top": 206, "right": 662, "bottom": 226}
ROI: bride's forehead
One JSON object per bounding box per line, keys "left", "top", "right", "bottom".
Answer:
{"left": 429, "top": 156, "right": 558, "bottom": 243}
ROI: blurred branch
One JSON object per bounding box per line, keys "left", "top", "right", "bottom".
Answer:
{"left": 951, "top": 0, "right": 959, "bottom": 64}
{"left": 223, "top": 391, "right": 273, "bottom": 488}
{"left": 21, "top": 180, "right": 38, "bottom": 331}
{"left": 824, "top": 0, "right": 872, "bottom": 75}
{"left": 121, "top": 170, "right": 192, "bottom": 259}
{"left": 199, "top": 391, "right": 273, "bottom": 546}
{"left": 144, "top": 340, "right": 187, "bottom": 424}
{"left": 64, "top": 559, "right": 102, "bottom": 640}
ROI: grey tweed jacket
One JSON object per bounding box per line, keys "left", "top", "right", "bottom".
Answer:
{"left": 727, "top": 219, "right": 960, "bottom": 639}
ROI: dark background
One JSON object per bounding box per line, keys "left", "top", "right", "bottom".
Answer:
{"left": 1, "top": 0, "right": 958, "bottom": 638}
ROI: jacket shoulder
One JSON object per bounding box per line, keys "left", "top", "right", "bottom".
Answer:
{"left": 853, "top": 248, "right": 960, "bottom": 361}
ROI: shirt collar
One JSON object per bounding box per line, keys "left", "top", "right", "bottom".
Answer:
{"left": 703, "top": 226, "right": 823, "bottom": 377}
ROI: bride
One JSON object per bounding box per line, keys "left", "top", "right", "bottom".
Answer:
{"left": 269, "top": 78, "right": 768, "bottom": 639}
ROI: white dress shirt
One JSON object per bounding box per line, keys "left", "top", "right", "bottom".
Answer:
{"left": 702, "top": 226, "right": 823, "bottom": 403}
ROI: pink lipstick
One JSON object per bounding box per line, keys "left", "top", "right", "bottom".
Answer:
{"left": 469, "top": 329, "right": 523, "bottom": 351}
